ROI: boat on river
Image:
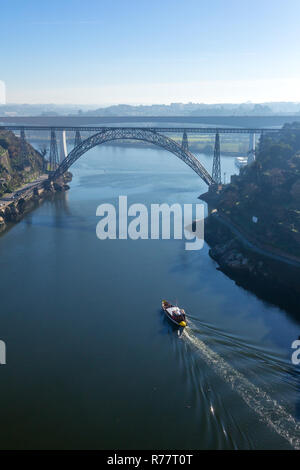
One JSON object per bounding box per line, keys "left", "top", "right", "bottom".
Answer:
{"left": 162, "top": 300, "right": 187, "bottom": 328}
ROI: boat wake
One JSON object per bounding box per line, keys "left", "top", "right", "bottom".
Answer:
{"left": 183, "top": 323, "right": 300, "bottom": 450}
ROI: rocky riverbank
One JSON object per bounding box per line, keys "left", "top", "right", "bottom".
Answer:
{"left": 203, "top": 213, "right": 300, "bottom": 303}
{"left": 200, "top": 123, "right": 300, "bottom": 310}
{"left": 0, "top": 172, "right": 72, "bottom": 233}
{"left": 0, "top": 129, "right": 46, "bottom": 196}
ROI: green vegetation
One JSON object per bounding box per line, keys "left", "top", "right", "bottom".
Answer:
{"left": 169, "top": 134, "right": 248, "bottom": 154}
{"left": 213, "top": 123, "right": 300, "bottom": 258}
{"left": 0, "top": 130, "right": 45, "bottom": 197}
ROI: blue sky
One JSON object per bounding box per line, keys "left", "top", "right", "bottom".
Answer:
{"left": 1, "top": 0, "right": 300, "bottom": 104}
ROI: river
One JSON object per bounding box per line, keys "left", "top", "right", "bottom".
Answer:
{"left": 0, "top": 144, "right": 299, "bottom": 450}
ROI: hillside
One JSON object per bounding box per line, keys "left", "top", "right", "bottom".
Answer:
{"left": 200, "top": 123, "right": 300, "bottom": 303}
{"left": 0, "top": 130, "right": 45, "bottom": 196}
{"left": 203, "top": 123, "right": 300, "bottom": 258}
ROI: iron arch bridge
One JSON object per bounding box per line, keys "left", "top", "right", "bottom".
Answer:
{"left": 51, "top": 127, "right": 215, "bottom": 186}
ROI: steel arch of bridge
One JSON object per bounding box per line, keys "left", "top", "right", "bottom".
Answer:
{"left": 52, "top": 127, "right": 215, "bottom": 185}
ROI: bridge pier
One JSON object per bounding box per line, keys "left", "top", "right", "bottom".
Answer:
{"left": 181, "top": 131, "right": 189, "bottom": 152}
{"left": 49, "top": 129, "right": 59, "bottom": 171}
{"left": 259, "top": 131, "right": 264, "bottom": 152}
{"left": 20, "top": 127, "right": 27, "bottom": 160}
{"left": 74, "top": 130, "right": 82, "bottom": 147}
{"left": 212, "top": 132, "right": 221, "bottom": 184}
{"left": 57, "top": 130, "right": 68, "bottom": 163}
{"left": 247, "top": 132, "right": 256, "bottom": 164}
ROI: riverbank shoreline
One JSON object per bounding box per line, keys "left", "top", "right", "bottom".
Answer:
{"left": 0, "top": 172, "right": 72, "bottom": 233}
{"left": 200, "top": 197, "right": 300, "bottom": 312}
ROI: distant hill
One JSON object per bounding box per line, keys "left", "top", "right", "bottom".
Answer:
{"left": 1, "top": 101, "right": 300, "bottom": 117}
{"left": 78, "top": 102, "right": 300, "bottom": 117}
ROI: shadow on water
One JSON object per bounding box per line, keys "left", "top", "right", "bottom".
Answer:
{"left": 218, "top": 267, "right": 300, "bottom": 324}
{"left": 295, "top": 373, "right": 300, "bottom": 421}
{"left": 0, "top": 191, "right": 73, "bottom": 239}
{"left": 156, "top": 308, "right": 182, "bottom": 337}
{"left": 0, "top": 143, "right": 299, "bottom": 449}
{"left": 166, "top": 241, "right": 300, "bottom": 447}
{"left": 0, "top": 199, "right": 44, "bottom": 239}
{"left": 170, "top": 238, "right": 300, "bottom": 325}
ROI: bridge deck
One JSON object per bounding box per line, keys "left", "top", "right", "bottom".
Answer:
{"left": 0, "top": 125, "right": 280, "bottom": 134}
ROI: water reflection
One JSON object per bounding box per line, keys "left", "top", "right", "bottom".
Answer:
{"left": 0, "top": 145, "right": 299, "bottom": 449}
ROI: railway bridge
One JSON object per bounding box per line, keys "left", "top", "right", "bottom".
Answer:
{"left": 0, "top": 125, "right": 280, "bottom": 186}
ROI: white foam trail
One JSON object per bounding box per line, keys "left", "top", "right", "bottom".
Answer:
{"left": 184, "top": 326, "right": 300, "bottom": 449}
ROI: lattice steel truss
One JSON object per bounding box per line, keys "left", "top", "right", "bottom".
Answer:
{"left": 20, "top": 128, "right": 27, "bottom": 160}
{"left": 49, "top": 129, "right": 59, "bottom": 171}
{"left": 247, "top": 132, "right": 256, "bottom": 164}
{"left": 181, "top": 131, "right": 189, "bottom": 152}
{"left": 52, "top": 128, "right": 215, "bottom": 185}
{"left": 74, "top": 130, "right": 82, "bottom": 147}
{"left": 212, "top": 132, "right": 221, "bottom": 184}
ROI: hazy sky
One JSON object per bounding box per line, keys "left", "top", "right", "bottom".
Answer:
{"left": 1, "top": 0, "right": 300, "bottom": 104}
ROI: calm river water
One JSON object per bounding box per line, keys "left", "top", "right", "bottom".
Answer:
{"left": 0, "top": 144, "right": 300, "bottom": 450}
